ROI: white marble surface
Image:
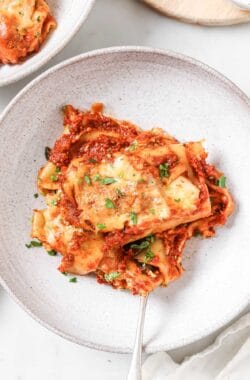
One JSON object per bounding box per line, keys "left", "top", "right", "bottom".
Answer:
{"left": 0, "top": 1, "right": 249, "bottom": 379}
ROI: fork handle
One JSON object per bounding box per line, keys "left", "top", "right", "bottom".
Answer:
{"left": 127, "top": 295, "right": 148, "bottom": 380}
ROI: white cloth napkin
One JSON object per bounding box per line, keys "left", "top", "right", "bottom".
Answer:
{"left": 142, "top": 313, "right": 250, "bottom": 380}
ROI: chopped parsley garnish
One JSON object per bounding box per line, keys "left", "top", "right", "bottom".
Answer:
{"left": 149, "top": 208, "right": 155, "bottom": 214}
{"left": 37, "top": 15, "right": 41, "bottom": 22}
{"left": 129, "top": 234, "right": 155, "bottom": 263}
{"left": 101, "top": 177, "right": 117, "bottom": 185}
{"left": 146, "top": 234, "right": 155, "bottom": 243}
{"left": 130, "top": 234, "right": 155, "bottom": 252}
{"left": 34, "top": 193, "right": 39, "bottom": 198}
{"left": 131, "top": 241, "right": 150, "bottom": 250}
{"left": 116, "top": 188, "right": 125, "bottom": 197}
{"left": 174, "top": 198, "right": 181, "bottom": 203}
{"left": 35, "top": 31, "right": 40, "bottom": 38}
{"left": 45, "top": 146, "right": 51, "bottom": 160}
{"left": 47, "top": 250, "right": 57, "bottom": 256}
{"left": 50, "top": 175, "right": 58, "bottom": 182}
{"left": 130, "top": 211, "right": 137, "bottom": 225}
{"left": 50, "top": 199, "right": 57, "bottom": 206}
{"left": 217, "top": 176, "right": 226, "bottom": 188}
{"left": 144, "top": 249, "right": 154, "bottom": 263}
{"left": 104, "top": 272, "right": 120, "bottom": 282}
{"left": 194, "top": 230, "right": 202, "bottom": 237}
{"left": 128, "top": 140, "right": 138, "bottom": 152}
{"left": 118, "top": 171, "right": 124, "bottom": 179}
{"left": 93, "top": 174, "right": 102, "bottom": 182}
{"left": 84, "top": 175, "right": 91, "bottom": 185}
{"left": 25, "top": 240, "right": 42, "bottom": 248}
{"left": 137, "top": 178, "right": 145, "bottom": 184}
{"left": 69, "top": 277, "right": 77, "bottom": 283}
{"left": 159, "top": 163, "right": 170, "bottom": 178}
{"left": 88, "top": 158, "right": 97, "bottom": 163}
{"left": 105, "top": 198, "right": 115, "bottom": 209}
{"left": 19, "top": 10, "right": 24, "bottom": 16}
{"left": 50, "top": 168, "right": 61, "bottom": 182}
{"left": 97, "top": 223, "right": 106, "bottom": 230}
{"left": 61, "top": 271, "right": 68, "bottom": 276}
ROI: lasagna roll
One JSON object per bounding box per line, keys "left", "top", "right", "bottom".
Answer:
{"left": 0, "top": 0, "right": 56, "bottom": 64}
{"left": 30, "top": 104, "right": 234, "bottom": 295}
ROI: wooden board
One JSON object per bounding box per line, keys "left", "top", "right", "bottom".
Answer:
{"left": 143, "top": 0, "right": 250, "bottom": 26}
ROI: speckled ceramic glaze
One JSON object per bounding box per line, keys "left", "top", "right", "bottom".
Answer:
{"left": 0, "top": 47, "right": 249, "bottom": 353}
{"left": 0, "top": 0, "right": 95, "bottom": 86}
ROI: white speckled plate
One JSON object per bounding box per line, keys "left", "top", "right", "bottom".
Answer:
{"left": 0, "top": 0, "right": 95, "bottom": 87}
{"left": 0, "top": 47, "right": 250, "bottom": 353}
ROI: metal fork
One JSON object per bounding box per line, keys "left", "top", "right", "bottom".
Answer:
{"left": 127, "top": 295, "right": 148, "bottom": 380}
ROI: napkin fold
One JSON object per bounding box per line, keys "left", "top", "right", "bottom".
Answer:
{"left": 142, "top": 313, "right": 250, "bottom": 380}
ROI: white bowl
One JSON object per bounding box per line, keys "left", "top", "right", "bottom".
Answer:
{"left": 0, "top": 0, "right": 95, "bottom": 87}
{"left": 0, "top": 47, "right": 249, "bottom": 353}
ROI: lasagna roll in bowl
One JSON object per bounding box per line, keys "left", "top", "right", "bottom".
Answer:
{"left": 31, "top": 104, "right": 234, "bottom": 295}
{"left": 0, "top": 0, "right": 56, "bottom": 64}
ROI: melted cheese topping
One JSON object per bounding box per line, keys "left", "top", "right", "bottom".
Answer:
{"left": 60, "top": 143, "right": 211, "bottom": 237}
{"left": 1, "top": 0, "right": 38, "bottom": 29}
{"left": 63, "top": 154, "right": 170, "bottom": 232}
{"left": 165, "top": 176, "right": 200, "bottom": 210}
{"left": 33, "top": 207, "right": 105, "bottom": 275}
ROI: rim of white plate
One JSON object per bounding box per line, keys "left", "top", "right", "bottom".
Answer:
{"left": 0, "top": 0, "right": 95, "bottom": 87}
{"left": 0, "top": 46, "right": 249, "bottom": 353}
